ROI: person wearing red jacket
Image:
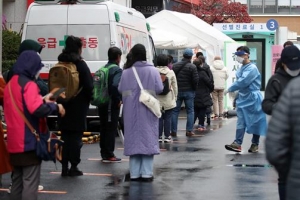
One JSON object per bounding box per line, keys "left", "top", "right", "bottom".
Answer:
{"left": 4, "top": 50, "right": 65, "bottom": 200}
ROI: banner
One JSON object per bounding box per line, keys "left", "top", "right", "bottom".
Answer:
{"left": 271, "top": 45, "right": 283, "bottom": 75}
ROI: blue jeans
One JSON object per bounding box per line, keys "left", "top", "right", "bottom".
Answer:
{"left": 235, "top": 128, "right": 260, "bottom": 145}
{"left": 129, "top": 155, "right": 154, "bottom": 178}
{"left": 171, "top": 91, "right": 195, "bottom": 132}
{"left": 159, "top": 109, "right": 173, "bottom": 138}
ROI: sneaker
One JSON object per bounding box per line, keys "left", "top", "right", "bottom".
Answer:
{"left": 225, "top": 142, "right": 242, "bottom": 153}
{"left": 164, "top": 136, "right": 172, "bottom": 143}
{"left": 248, "top": 144, "right": 259, "bottom": 153}
{"left": 102, "top": 157, "right": 122, "bottom": 163}
{"left": 186, "top": 131, "right": 195, "bottom": 137}
{"left": 197, "top": 125, "right": 206, "bottom": 131}
{"left": 38, "top": 185, "right": 44, "bottom": 191}
{"left": 159, "top": 136, "right": 163, "bottom": 143}
{"left": 7, "top": 183, "right": 12, "bottom": 194}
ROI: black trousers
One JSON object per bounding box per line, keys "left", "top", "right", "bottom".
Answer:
{"left": 98, "top": 104, "right": 120, "bottom": 159}
{"left": 194, "top": 106, "right": 207, "bottom": 126}
{"left": 60, "top": 130, "right": 83, "bottom": 168}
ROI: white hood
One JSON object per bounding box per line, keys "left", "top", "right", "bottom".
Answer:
{"left": 212, "top": 60, "right": 225, "bottom": 70}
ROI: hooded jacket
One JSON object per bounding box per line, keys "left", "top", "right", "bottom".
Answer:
{"left": 262, "top": 67, "right": 296, "bottom": 115}
{"left": 156, "top": 66, "right": 178, "bottom": 110}
{"left": 211, "top": 60, "right": 228, "bottom": 90}
{"left": 4, "top": 50, "right": 58, "bottom": 166}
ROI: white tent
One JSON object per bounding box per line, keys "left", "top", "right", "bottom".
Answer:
{"left": 147, "top": 10, "right": 236, "bottom": 63}
{"left": 151, "top": 28, "right": 188, "bottom": 49}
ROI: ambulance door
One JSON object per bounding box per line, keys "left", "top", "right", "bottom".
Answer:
{"left": 67, "top": 4, "right": 111, "bottom": 74}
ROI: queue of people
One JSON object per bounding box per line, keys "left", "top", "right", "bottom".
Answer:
{"left": 1, "top": 36, "right": 299, "bottom": 200}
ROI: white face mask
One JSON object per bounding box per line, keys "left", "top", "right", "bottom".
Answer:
{"left": 285, "top": 68, "right": 300, "bottom": 77}
{"left": 35, "top": 70, "right": 41, "bottom": 80}
{"left": 236, "top": 56, "right": 244, "bottom": 64}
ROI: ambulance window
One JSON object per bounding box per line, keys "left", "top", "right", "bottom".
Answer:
{"left": 25, "top": 25, "right": 67, "bottom": 61}
{"left": 68, "top": 25, "right": 110, "bottom": 61}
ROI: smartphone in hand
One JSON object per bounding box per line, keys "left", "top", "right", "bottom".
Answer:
{"left": 49, "top": 88, "right": 66, "bottom": 101}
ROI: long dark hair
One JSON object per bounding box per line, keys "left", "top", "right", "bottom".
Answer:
{"left": 58, "top": 35, "right": 82, "bottom": 63}
{"left": 123, "top": 44, "right": 147, "bottom": 69}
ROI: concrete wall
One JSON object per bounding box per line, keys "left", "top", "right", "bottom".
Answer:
{"left": 3, "top": 0, "right": 27, "bottom": 33}
{"left": 251, "top": 16, "right": 300, "bottom": 34}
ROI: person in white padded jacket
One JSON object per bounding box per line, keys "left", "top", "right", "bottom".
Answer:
{"left": 211, "top": 56, "right": 229, "bottom": 118}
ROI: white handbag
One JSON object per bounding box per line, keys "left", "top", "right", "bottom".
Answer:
{"left": 132, "top": 66, "right": 162, "bottom": 118}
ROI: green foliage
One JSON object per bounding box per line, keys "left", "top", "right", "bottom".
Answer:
{"left": 2, "top": 60, "right": 16, "bottom": 72}
{"left": 2, "top": 30, "right": 21, "bottom": 72}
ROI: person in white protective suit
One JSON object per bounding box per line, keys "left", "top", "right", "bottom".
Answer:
{"left": 224, "top": 46, "right": 267, "bottom": 153}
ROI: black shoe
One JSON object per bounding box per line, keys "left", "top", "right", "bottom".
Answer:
{"left": 141, "top": 177, "right": 153, "bottom": 182}
{"left": 68, "top": 167, "right": 83, "bottom": 176}
{"left": 130, "top": 177, "right": 142, "bottom": 182}
{"left": 61, "top": 169, "right": 69, "bottom": 177}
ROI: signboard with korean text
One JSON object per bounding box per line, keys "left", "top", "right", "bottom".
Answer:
{"left": 271, "top": 45, "right": 283, "bottom": 75}
{"left": 213, "top": 23, "right": 275, "bottom": 32}
{"left": 132, "top": 0, "right": 163, "bottom": 18}
{"left": 25, "top": 24, "right": 110, "bottom": 74}
{"left": 224, "top": 41, "right": 246, "bottom": 110}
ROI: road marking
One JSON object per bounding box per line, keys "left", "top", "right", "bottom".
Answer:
{"left": 50, "top": 172, "right": 112, "bottom": 176}
{"left": 88, "top": 158, "right": 129, "bottom": 162}
{"left": 0, "top": 188, "right": 67, "bottom": 194}
{"left": 116, "top": 148, "right": 167, "bottom": 151}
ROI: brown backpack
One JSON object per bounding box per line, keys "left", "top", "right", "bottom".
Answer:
{"left": 48, "top": 62, "right": 79, "bottom": 101}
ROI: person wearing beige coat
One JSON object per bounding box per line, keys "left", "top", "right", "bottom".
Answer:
{"left": 156, "top": 54, "right": 178, "bottom": 143}
{"left": 211, "top": 56, "right": 229, "bottom": 118}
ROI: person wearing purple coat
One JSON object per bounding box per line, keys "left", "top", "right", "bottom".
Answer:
{"left": 118, "top": 44, "right": 163, "bottom": 182}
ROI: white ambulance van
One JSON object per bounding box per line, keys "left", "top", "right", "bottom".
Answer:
{"left": 22, "top": 0, "right": 157, "bottom": 131}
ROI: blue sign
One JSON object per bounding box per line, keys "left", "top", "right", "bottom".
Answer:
{"left": 266, "top": 19, "right": 279, "bottom": 31}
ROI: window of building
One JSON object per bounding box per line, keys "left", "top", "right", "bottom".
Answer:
{"left": 264, "top": 0, "right": 277, "bottom": 13}
{"left": 291, "top": 0, "right": 300, "bottom": 13}
{"left": 278, "top": 0, "right": 290, "bottom": 13}
{"left": 249, "top": 0, "right": 263, "bottom": 14}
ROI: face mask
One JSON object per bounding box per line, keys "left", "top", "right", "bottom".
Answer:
{"left": 285, "top": 68, "right": 300, "bottom": 77}
{"left": 35, "top": 70, "right": 41, "bottom": 80}
{"left": 236, "top": 56, "right": 244, "bottom": 64}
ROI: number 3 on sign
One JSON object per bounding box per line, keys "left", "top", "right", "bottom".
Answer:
{"left": 266, "top": 19, "right": 278, "bottom": 31}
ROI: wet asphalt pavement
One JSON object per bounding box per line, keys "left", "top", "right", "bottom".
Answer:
{"left": 0, "top": 114, "right": 278, "bottom": 200}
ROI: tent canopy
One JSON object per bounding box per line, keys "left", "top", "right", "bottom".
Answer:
{"left": 147, "top": 10, "right": 236, "bottom": 61}
{"left": 151, "top": 28, "right": 188, "bottom": 49}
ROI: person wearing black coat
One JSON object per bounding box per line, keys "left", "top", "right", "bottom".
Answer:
{"left": 193, "top": 58, "right": 213, "bottom": 131}
{"left": 265, "top": 45, "right": 300, "bottom": 200}
{"left": 57, "top": 36, "right": 93, "bottom": 176}
{"left": 171, "top": 48, "right": 198, "bottom": 137}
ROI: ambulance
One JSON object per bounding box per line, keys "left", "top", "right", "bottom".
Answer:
{"left": 22, "top": 0, "right": 157, "bottom": 131}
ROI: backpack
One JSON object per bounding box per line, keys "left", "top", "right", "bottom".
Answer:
{"left": 159, "top": 73, "right": 171, "bottom": 95}
{"left": 48, "top": 62, "right": 79, "bottom": 101}
{"left": 91, "top": 64, "right": 117, "bottom": 107}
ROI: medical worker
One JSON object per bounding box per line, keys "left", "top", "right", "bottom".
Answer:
{"left": 224, "top": 46, "right": 267, "bottom": 153}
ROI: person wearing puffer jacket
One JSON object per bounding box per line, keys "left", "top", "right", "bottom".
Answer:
{"left": 156, "top": 54, "right": 178, "bottom": 143}
{"left": 211, "top": 56, "right": 229, "bottom": 118}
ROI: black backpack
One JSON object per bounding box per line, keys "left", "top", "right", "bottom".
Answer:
{"left": 159, "top": 73, "right": 171, "bottom": 95}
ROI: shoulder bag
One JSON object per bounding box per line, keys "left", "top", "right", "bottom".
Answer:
{"left": 132, "top": 66, "right": 161, "bottom": 118}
